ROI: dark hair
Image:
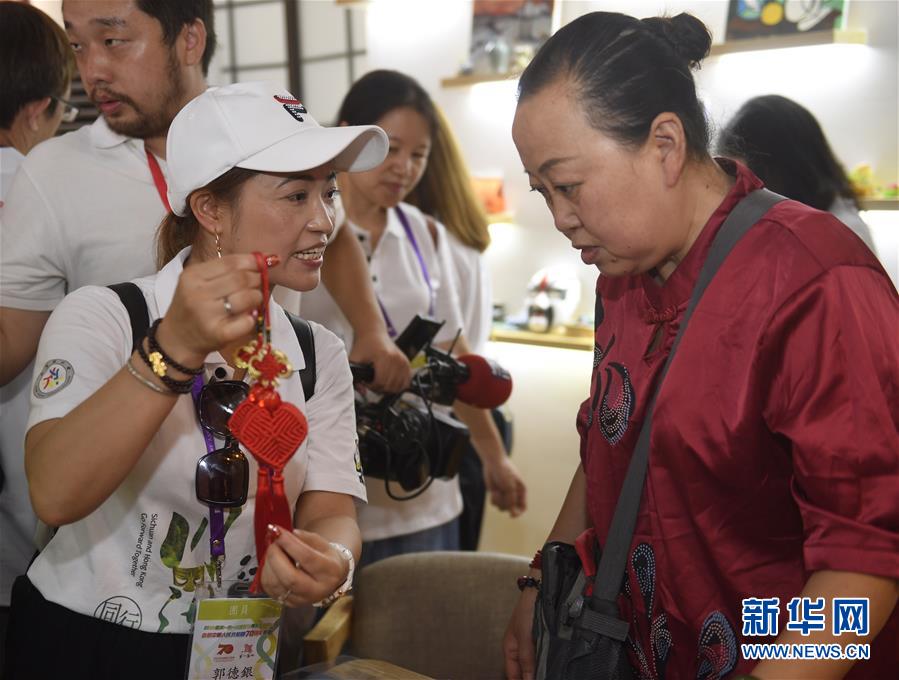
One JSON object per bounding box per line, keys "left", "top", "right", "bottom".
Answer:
{"left": 406, "top": 106, "right": 490, "bottom": 252}
{"left": 717, "top": 95, "right": 858, "bottom": 210}
{"left": 518, "top": 12, "right": 712, "bottom": 158}
{"left": 156, "top": 167, "right": 258, "bottom": 269}
{"left": 337, "top": 70, "right": 437, "bottom": 133}
{"left": 136, "top": 0, "right": 217, "bottom": 76}
{"left": 0, "top": 2, "right": 74, "bottom": 129}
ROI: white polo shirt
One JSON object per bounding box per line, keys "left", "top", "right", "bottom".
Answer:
{"left": 26, "top": 248, "right": 365, "bottom": 634}
{"left": 0, "top": 145, "right": 24, "bottom": 205}
{"left": 443, "top": 231, "right": 493, "bottom": 355}
{"left": 0, "top": 145, "right": 33, "bottom": 608}
{"left": 301, "top": 202, "right": 465, "bottom": 541}
{"left": 0, "top": 117, "right": 167, "bottom": 310}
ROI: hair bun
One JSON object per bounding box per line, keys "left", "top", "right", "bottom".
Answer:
{"left": 641, "top": 13, "right": 711, "bottom": 69}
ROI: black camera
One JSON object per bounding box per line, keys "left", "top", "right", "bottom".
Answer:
{"left": 351, "top": 316, "right": 470, "bottom": 498}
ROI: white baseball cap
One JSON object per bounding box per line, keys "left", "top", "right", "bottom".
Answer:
{"left": 165, "top": 81, "right": 388, "bottom": 216}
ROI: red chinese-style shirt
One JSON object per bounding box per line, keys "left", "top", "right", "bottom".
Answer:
{"left": 577, "top": 161, "right": 899, "bottom": 678}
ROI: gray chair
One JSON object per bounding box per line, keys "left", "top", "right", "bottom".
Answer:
{"left": 303, "top": 550, "right": 529, "bottom": 679}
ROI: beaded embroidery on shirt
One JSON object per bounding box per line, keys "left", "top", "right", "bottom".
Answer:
{"left": 621, "top": 543, "right": 737, "bottom": 680}
{"left": 695, "top": 611, "right": 737, "bottom": 679}
{"left": 623, "top": 543, "right": 672, "bottom": 680}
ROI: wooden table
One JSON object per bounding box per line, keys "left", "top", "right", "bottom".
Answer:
{"left": 283, "top": 657, "right": 433, "bottom": 679}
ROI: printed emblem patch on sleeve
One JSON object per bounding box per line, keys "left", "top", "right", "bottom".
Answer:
{"left": 33, "top": 359, "right": 74, "bottom": 399}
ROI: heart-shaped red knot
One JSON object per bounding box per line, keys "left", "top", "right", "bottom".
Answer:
{"left": 229, "top": 401, "right": 308, "bottom": 469}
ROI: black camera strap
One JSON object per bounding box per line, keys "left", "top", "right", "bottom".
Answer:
{"left": 583, "top": 188, "right": 786, "bottom": 639}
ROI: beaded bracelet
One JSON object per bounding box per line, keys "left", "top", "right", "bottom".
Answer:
{"left": 135, "top": 341, "right": 195, "bottom": 394}
{"left": 146, "top": 319, "right": 203, "bottom": 376}
{"left": 517, "top": 576, "right": 541, "bottom": 591}
{"left": 125, "top": 358, "right": 172, "bottom": 395}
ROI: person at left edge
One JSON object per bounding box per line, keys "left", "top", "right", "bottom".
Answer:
{"left": 0, "top": 1, "right": 75, "bottom": 664}
{"left": 3, "top": 80, "right": 386, "bottom": 679}
{"left": 0, "top": 0, "right": 410, "bottom": 389}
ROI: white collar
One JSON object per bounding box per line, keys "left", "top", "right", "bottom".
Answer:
{"left": 348, "top": 204, "right": 408, "bottom": 243}
{"left": 154, "top": 248, "right": 305, "bottom": 371}
{"left": 0, "top": 146, "right": 25, "bottom": 162}
{"left": 89, "top": 116, "right": 133, "bottom": 150}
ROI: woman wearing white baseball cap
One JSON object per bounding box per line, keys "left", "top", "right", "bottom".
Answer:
{"left": 5, "top": 82, "right": 387, "bottom": 678}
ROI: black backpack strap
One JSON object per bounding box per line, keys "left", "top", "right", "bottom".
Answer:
{"left": 285, "top": 311, "right": 316, "bottom": 400}
{"left": 108, "top": 282, "right": 150, "bottom": 351}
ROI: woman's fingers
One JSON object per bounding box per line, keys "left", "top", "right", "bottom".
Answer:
{"left": 260, "top": 528, "right": 346, "bottom": 605}
{"left": 163, "top": 255, "right": 269, "bottom": 356}
{"left": 503, "top": 592, "right": 538, "bottom": 680}
{"left": 276, "top": 529, "right": 341, "bottom": 580}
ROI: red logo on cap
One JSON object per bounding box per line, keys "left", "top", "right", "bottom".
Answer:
{"left": 274, "top": 95, "right": 307, "bottom": 123}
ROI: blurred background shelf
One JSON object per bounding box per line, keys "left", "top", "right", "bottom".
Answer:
{"left": 490, "top": 325, "right": 593, "bottom": 351}
{"left": 442, "top": 30, "right": 867, "bottom": 88}
{"left": 860, "top": 198, "right": 899, "bottom": 211}
{"left": 441, "top": 70, "right": 523, "bottom": 88}
{"left": 709, "top": 28, "right": 867, "bottom": 56}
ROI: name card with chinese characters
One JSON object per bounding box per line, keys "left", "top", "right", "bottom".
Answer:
{"left": 187, "top": 597, "right": 283, "bottom": 679}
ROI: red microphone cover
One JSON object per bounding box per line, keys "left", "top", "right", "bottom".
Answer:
{"left": 455, "top": 354, "right": 513, "bottom": 409}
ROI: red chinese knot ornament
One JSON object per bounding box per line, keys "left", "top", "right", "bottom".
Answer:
{"left": 228, "top": 252, "right": 308, "bottom": 593}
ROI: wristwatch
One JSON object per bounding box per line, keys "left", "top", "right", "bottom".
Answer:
{"left": 313, "top": 542, "right": 355, "bottom": 608}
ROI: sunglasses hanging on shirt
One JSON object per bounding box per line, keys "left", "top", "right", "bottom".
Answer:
{"left": 228, "top": 252, "right": 309, "bottom": 594}
{"left": 191, "top": 376, "right": 251, "bottom": 587}
{"left": 195, "top": 380, "right": 251, "bottom": 508}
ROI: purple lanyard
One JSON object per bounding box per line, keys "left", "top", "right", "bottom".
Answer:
{"left": 191, "top": 375, "right": 225, "bottom": 560}
{"left": 377, "top": 205, "right": 435, "bottom": 338}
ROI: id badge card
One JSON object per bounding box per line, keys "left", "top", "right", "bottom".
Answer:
{"left": 186, "top": 582, "right": 283, "bottom": 680}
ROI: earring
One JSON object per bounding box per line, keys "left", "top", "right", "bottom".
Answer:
{"left": 215, "top": 232, "right": 223, "bottom": 259}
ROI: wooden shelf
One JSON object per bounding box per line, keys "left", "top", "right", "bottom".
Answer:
{"left": 443, "top": 30, "right": 866, "bottom": 88}
{"left": 709, "top": 28, "right": 866, "bottom": 57}
{"left": 490, "top": 326, "right": 593, "bottom": 351}
{"left": 859, "top": 198, "right": 899, "bottom": 211}
{"left": 441, "top": 70, "right": 523, "bottom": 88}
{"left": 487, "top": 211, "right": 515, "bottom": 225}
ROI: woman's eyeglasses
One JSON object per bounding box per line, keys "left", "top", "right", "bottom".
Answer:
{"left": 52, "top": 96, "right": 79, "bottom": 123}
{"left": 195, "top": 380, "right": 250, "bottom": 508}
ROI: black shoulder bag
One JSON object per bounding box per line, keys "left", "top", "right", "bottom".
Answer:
{"left": 533, "top": 189, "right": 785, "bottom": 680}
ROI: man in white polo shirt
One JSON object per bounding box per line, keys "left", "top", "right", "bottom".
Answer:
{"left": 0, "top": 0, "right": 408, "bottom": 621}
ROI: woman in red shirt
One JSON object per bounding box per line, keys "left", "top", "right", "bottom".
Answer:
{"left": 503, "top": 10, "right": 899, "bottom": 680}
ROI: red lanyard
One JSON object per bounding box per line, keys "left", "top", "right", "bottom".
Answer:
{"left": 145, "top": 145, "right": 172, "bottom": 213}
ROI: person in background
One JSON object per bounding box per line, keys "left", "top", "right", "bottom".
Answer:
{"left": 405, "top": 105, "right": 506, "bottom": 551}
{"left": 503, "top": 11, "right": 897, "bottom": 679}
{"left": 717, "top": 94, "right": 877, "bottom": 254}
{"left": 0, "top": 2, "right": 75, "bottom": 201}
{"left": 0, "top": 0, "right": 74, "bottom": 660}
{"left": 3, "top": 81, "right": 384, "bottom": 679}
{"left": 302, "top": 70, "right": 526, "bottom": 568}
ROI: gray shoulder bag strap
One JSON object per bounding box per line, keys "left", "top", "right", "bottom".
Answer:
{"left": 579, "top": 188, "right": 786, "bottom": 640}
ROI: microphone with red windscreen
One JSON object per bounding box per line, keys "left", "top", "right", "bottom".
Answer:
{"left": 454, "top": 353, "right": 513, "bottom": 409}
